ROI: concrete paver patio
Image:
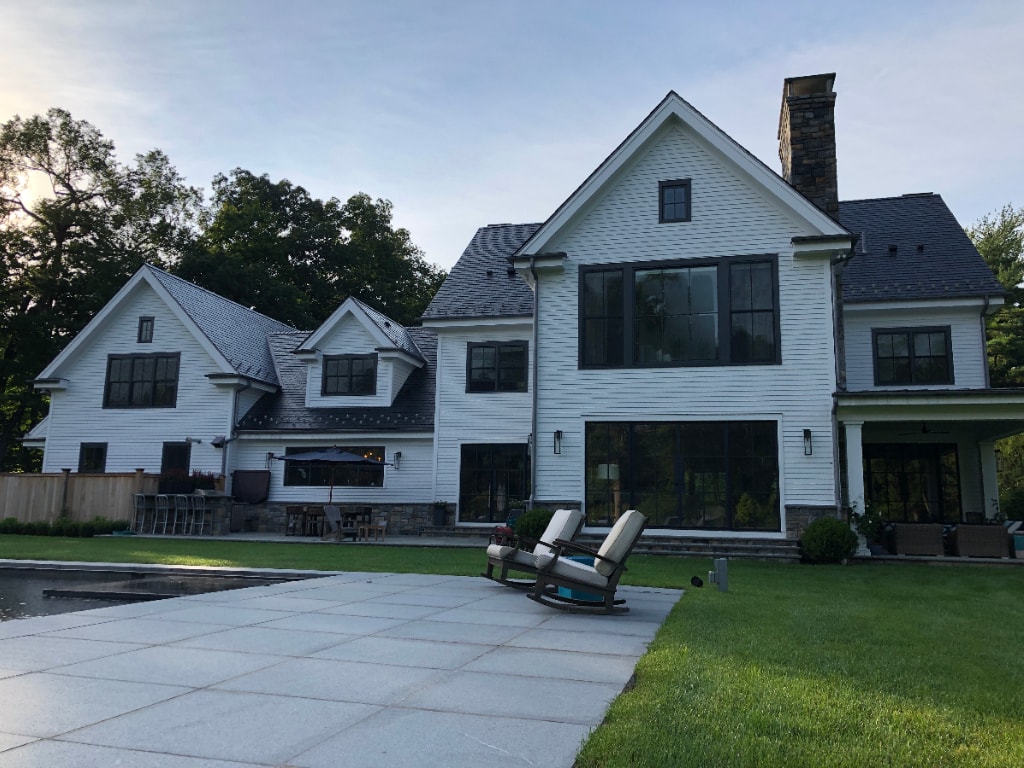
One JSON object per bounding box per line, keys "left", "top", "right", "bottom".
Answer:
{"left": 0, "top": 571, "right": 681, "bottom": 767}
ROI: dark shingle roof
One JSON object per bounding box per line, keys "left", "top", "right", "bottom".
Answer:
{"left": 236, "top": 327, "right": 437, "bottom": 433}
{"left": 351, "top": 297, "right": 423, "bottom": 360}
{"left": 838, "top": 194, "right": 1004, "bottom": 303}
{"left": 422, "top": 223, "right": 541, "bottom": 320}
{"left": 146, "top": 265, "right": 296, "bottom": 385}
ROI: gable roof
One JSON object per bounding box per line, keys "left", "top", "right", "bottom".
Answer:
{"left": 146, "top": 266, "right": 296, "bottom": 383}
{"left": 514, "top": 91, "right": 848, "bottom": 260}
{"left": 422, "top": 223, "right": 541, "bottom": 321}
{"left": 838, "top": 194, "right": 1004, "bottom": 303}
{"left": 299, "top": 295, "right": 424, "bottom": 362}
{"left": 38, "top": 264, "right": 296, "bottom": 386}
{"left": 237, "top": 327, "right": 437, "bottom": 433}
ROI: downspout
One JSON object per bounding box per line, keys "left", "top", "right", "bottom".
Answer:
{"left": 830, "top": 248, "right": 854, "bottom": 512}
{"left": 981, "top": 295, "right": 991, "bottom": 389}
{"left": 219, "top": 381, "right": 250, "bottom": 486}
{"left": 529, "top": 256, "right": 539, "bottom": 510}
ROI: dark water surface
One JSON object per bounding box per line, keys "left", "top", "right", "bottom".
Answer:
{"left": 0, "top": 568, "right": 293, "bottom": 621}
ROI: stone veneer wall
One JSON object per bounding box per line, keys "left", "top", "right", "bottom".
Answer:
{"left": 220, "top": 503, "right": 443, "bottom": 536}
{"left": 785, "top": 504, "right": 844, "bottom": 540}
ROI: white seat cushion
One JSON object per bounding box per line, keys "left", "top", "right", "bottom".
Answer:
{"left": 486, "top": 543, "right": 534, "bottom": 567}
{"left": 595, "top": 509, "right": 646, "bottom": 577}
{"left": 542, "top": 556, "right": 609, "bottom": 589}
{"left": 531, "top": 508, "right": 584, "bottom": 558}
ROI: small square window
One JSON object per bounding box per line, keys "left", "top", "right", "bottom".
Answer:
{"left": 659, "top": 180, "right": 691, "bottom": 223}
{"left": 78, "top": 443, "right": 108, "bottom": 473}
{"left": 138, "top": 316, "right": 154, "bottom": 343}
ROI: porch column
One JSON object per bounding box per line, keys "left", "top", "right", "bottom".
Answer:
{"left": 979, "top": 441, "right": 999, "bottom": 520}
{"left": 844, "top": 421, "right": 865, "bottom": 516}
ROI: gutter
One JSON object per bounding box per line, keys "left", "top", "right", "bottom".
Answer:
{"left": 529, "top": 256, "right": 539, "bottom": 510}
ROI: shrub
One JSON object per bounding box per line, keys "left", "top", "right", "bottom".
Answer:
{"left": 28, "top": 521, "right": 50, "bottom": 536}
{"left": 514, "top": 508, "right": 554, "bottom": 542}
{"left": 0, "top": 517, "right": 20, "bottom": 534}
{"left": 800, "top": 517, "right": 858, "bottom": 564}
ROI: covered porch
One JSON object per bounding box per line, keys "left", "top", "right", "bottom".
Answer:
{"left": 838, "top": 389, "right": 1024, "bottom": 554}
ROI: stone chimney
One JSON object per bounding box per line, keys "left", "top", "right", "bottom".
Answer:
{"left": 778, "top": 73, "right": 839, "bottom": 219}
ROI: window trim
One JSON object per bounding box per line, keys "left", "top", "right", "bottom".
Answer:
{"left": 659, "top": 179, "right": 692, "bottom": 223}
{"left": 466, "top": 341, "right": 529, "bottom": 393}
{"left": 103, "top": 353, "right": 180, "bottom": 408}
{"left": 77, "top": 442, "right": 108, "bottom": 473}
{"left": 871, "top": 326, "right": 954, "bottom": 386}
{"left": 578, "top": 255, "right": 780, "bottom": 369}
{"left": 137, "top": 316, "right": 154, "bottom": 343}
{"left": 321, "top": 353, "right": 378, "bottom": 396}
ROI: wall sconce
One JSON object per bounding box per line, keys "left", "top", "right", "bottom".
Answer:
{"left": 265, "top": 451, "right": 275, "bottom": 468}
{"left": 803, "top": 429, "right": 812, "bottom": 456}
{"left": 553, "top": 430, "right": 563, "bottom": 455}
{"left": 392, "top": 451, "right": 402, "bottom": 470}
{"left": 185, "top": 436, "right": 202, "bottom": 445}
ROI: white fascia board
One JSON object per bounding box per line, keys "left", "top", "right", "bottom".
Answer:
{"left": 421, "top": 316, "right": 533, "bottom": 331}
{"left": 514, "top": 92, "right": 848, "bottom": 258}
{"left": 837, "top": 391, "right": 1024, "bottom": 419}
{"left": 844, "top": 296, "right": 1001, "bottom": 313}
{"left": 205, "top": 374, "right": 278, "bottom": 392}
{"left": 792, "top": 236, "right": 857, "bottom": 260}
{"left": 376, "top": 348, "right": 425, "bottom": 368}
{"left": 301, "top": 297, "right": 392, "bottom": 353}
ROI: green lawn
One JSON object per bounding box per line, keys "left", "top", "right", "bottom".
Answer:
{"left": 2, "top": 536, "right": 1021, "bottom": 767}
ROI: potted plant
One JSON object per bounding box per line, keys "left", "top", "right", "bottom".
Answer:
{"left": 191, "top": 470, "right": 218, "bottom": 493}
{"left": 849, "top": 501, "right": 887, "bottom": 554}
{"left": 432, "top": 501, "right": 448, "bottom": 527}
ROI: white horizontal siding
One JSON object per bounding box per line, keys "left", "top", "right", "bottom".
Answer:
{"left": 533, "top": 124, "right": 839, "bottom": 512}
{"left": 232, "top": 435, "right": 433, "bottom": 504}
{"left": 844, "top": 304, "right": 988, "bottom": 390}
{"left": 432, "top": 327, "right": 533, "bottom": 506}
{"left": 41, "top": 283, "right": 234, "bottom": 476}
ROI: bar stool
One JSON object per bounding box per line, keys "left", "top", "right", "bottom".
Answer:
{"left": 132, "top": 493, "right": 148, "bottom": 533}
{"left": 191, "top": 494, "right": 208, "bottom": 535}
{"left": 173, "top": 495, "right": 192, "bottom": 535}
{"left": 152, "top": 494, "right": 172, "bottom": 534}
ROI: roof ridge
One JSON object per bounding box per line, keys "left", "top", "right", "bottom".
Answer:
{"left": 144, "top": 264, "right": 296, "bottom": 332}
{"left": 840, "top": 193, "right": 939, "bottom": 206}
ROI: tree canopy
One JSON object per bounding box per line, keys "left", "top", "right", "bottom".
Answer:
{"left": 1, "top": 109, "right": 445, "bottom": 472}
{"left": 967, "top": 204, "right": 1024, "bottom": 516}
{"left": 0, "top": 108, "right": 201, "bottom": 471}
{"left": 174, "top": 170, "right": 445, "bottom": 329}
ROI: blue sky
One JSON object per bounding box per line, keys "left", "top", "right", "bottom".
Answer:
{"left": 2, "top": 0, "right": 1022, "bottom": 270}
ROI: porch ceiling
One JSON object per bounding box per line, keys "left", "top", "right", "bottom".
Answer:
{"left": 836, "top": 389, "right": 1024, "bottom": 442}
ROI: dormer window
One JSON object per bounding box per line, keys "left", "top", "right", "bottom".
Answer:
{"left": 138, "top": 316, "right": 154, "bottom": 343}
{"left": 659, "top": 179, "right": 691, "bottom": 223}
{"left": 323, "top": 354, "right": 377, "bottom": 396}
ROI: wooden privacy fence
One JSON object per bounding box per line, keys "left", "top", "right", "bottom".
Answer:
{"left": 0, "top": 470, "right": 158, "bottom": 524}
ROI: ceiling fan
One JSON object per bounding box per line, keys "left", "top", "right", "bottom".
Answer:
{"left": 897, "top": 421, "right": 951, "bottom": 436}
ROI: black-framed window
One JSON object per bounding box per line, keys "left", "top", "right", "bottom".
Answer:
{"left": 467, "top": 342, "right": 528, "bottom": 392}
{"left": 873, "top": 327, "right": 952, "bottom": 385}
{"left": 322, "top": 354, "right": 377, "bottom": 396}
{"left": 459, "top": 443, "right": 530, "bottom": 523}
{"left": 137, "top": 316, "right": 154, "bottom": 343}
{"left": 282, "top": 446, "right": 384, "bottom": 488}
{"left": 585, "top": 420, "right": 779, "bottom": 531}
{"left": 580, "top": 256, "right": 779, "bottom": 368}
{"left": 78, "top": 443, "right": 107, "bottom": 473}
{"left": 104, "top": 353, "right": 179, "bottom": 408}
{"left": 659, "top": 179, "right": 691, "bottom": 223}
{"left": 864, "top": 443, "right": 960, "bottom": 524}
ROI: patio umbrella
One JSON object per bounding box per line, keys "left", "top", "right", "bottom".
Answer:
{"left": 275, "top": 447, "right": 384, "bottom": 503}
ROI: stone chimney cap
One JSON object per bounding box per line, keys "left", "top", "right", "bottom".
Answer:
{"left": 784, "top": 73, "right": 836, "bottom": 97}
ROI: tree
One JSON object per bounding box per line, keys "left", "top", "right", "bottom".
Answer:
{"left": 967, "top": 204, "right": 1024, "bottom": 387}
{"left": 175, "top": 170, "right": 445, "bottom": 329}
{"left": 967, "top": 204, "right": 1024, "bottom": 516}
{"left": 0, "top": 108, "right": 201, "bottom": 471}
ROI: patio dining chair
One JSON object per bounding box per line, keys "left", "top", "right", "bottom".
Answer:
{"left": 321, "top": 504, "right": 342, "bottom": 540}
{"left": 528, "top": 509, "right": 648, "bottom": 614}
{"left": 483, "top": 508, "right": 585, "bottom": 590}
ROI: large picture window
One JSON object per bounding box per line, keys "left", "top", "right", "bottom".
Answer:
{"left": 585, "top": 420, "right": 779, "bottom": 531}
{"left": 580, "top": 257, "right": 778, "bottom": 368}
{"left": 104, "top": 353, "right": 179, "bottom": 408}
{"left": 873, "top": 327, "right": 952, "bottom": 385}
{"left": 282, "top": 446, "right": 385, "bottom": 488}
{"left": 322, "top": 354, "right": 377, "bottom": 396}
{"left": 467, "top": 342, "right": 528, "bottom": 392}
